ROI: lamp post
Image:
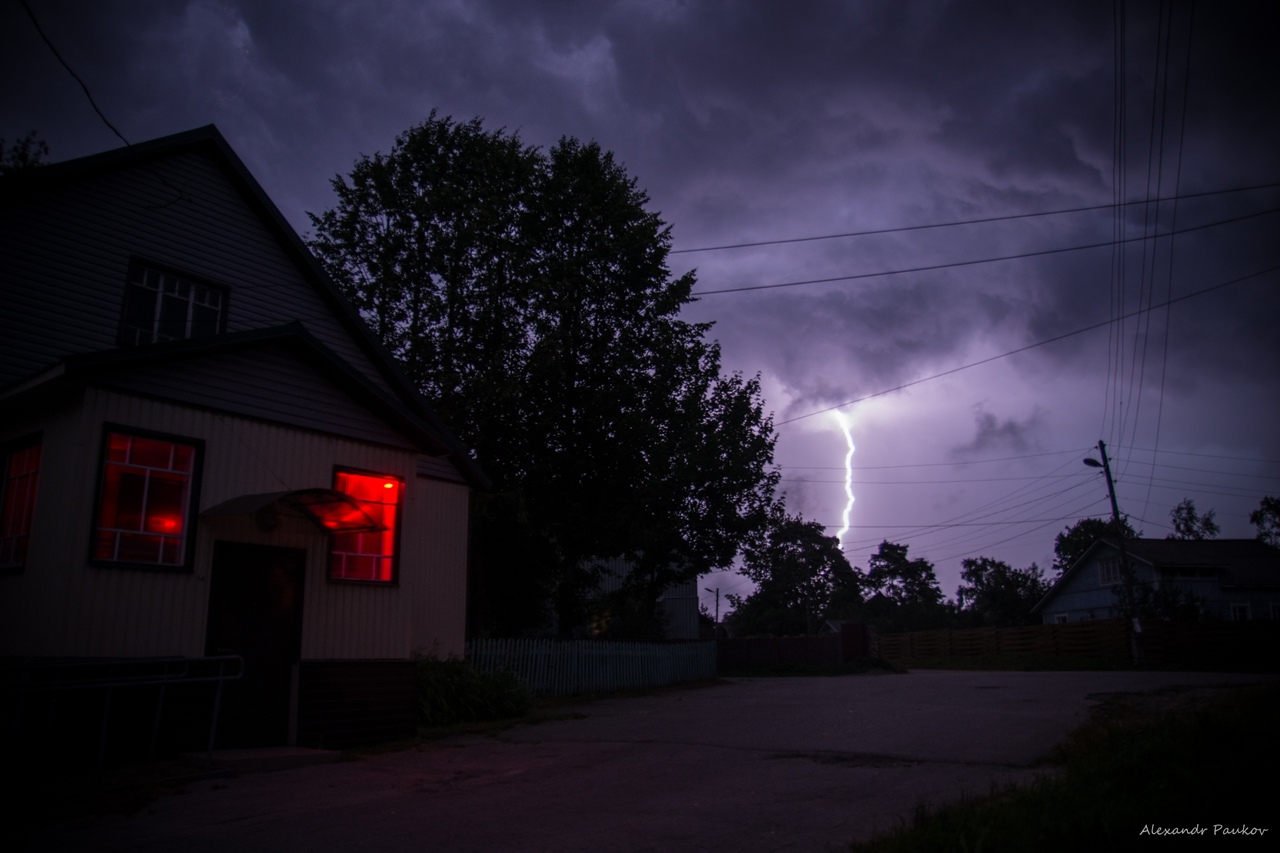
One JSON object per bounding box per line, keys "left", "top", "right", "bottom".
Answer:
{"left": 1083, "top": 439, "right": 1142, "bottom": 661}
{"left": 704, "top": 586, "right": 720, "bottom": 628}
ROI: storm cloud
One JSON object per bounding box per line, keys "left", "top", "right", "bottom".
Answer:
{"left": 4, "top": 0, "right": 1277, "bottom": 602}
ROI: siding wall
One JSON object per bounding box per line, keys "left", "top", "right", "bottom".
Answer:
{"left": 93, "top": 343, "right": 416, "bottom": 450}
{"left": 0, "top": 387, "right": 469, "bottom": 661}
{"left": 1040, "top": 548, "right": 1152, "bottom": 622}
{"left": 1040, "top": 548, "right": 1280, "bottom": 623}
{"left": 0, "top": 148, "right": 392, "bottom": 394}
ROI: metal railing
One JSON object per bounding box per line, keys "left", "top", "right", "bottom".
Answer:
{"left": 1, "top": 655, "right": 243, "bottom": 770}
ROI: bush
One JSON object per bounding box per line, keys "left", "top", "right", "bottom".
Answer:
{"left": 415, "top": 656, "right": 534, "bottom": 727}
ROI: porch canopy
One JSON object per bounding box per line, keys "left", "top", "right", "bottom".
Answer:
{"left": 202, "top": 489, "right": 383, "bottom": 533}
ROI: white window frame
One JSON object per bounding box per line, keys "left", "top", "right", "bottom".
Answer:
{"left": 121, "top": 261, "right": 226, "bottom": 346}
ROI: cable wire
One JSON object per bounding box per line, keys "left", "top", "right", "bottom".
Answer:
{"left": 775, "top": 263, "right": 1280, "bottom": 426}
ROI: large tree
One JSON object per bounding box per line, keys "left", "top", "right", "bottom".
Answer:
{"left": 860, "top": 541, "right": 947, "bottom": 631}
{"left": 309, "top": 113, "right": 778, "bottom": 635}
{"left": 956, "top": 557, "right": 1050, "bottom": 627}
{"left": 865, "top": 541, "right": 943, "bottom": 609}
{"left": 1052, "top": 516, "right": 1138, "bottom": 574}
{"left": 727, "top": 505, "right": 859, "bottom": 636}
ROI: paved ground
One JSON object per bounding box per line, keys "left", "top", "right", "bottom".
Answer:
{"left": 26, "top": 670, "right": 1275, "bottom": 853}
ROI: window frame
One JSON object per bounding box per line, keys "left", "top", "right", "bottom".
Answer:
{"left": 0, "top": 433, "right": 42, "bottom": 572}
{"left": 89, "top": 424, "right": 204, "bottom": 572}
{"left": 1098, "top": 558, "right": 1123, "bottom": 586}
{"left": 327, "top": 466, "right": 404, "bottom": 586}
{"left": 118, "top": 258, "right": 228, "bottom": 348}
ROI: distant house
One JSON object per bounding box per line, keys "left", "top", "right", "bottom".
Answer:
{"left": 1032, "top": 538, "right": 1280, "bottom": 624}
{"left": 589, "top": 557, "right": 700, "bottom": 640}
{"left": 0, "top": 126, "right": 486, "bottom": 749}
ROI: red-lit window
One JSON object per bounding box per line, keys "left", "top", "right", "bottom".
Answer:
{"left": 93, "top": 431, "right": 199, "bottom": 567}
{"left": 329, "top": 470, "right": 402, "bottom": 582}
{"left": 1, "top": 438, "right": 41, "bottom": 570}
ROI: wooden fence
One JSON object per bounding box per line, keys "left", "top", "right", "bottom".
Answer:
{"left": 717, "top": 624, "right": 873, "bottom": 672}
{"left": 466, "top": 639, "right": 717, "bottom": 696}
{"left": 878, "top": 619, "right": 1280, "bottom": 671}
{"left": 878, "top": 620, "right": 1130, "bottom": 662}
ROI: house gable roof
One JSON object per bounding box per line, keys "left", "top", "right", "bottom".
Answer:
{"left": 1033, "top": 537, "right": 1280, "bottom": 613}
{"left": 2, "top": 324, "right": 484, "bottom": 486}
{"left": 2, "top": 126, "right": 488, "bottom": 488}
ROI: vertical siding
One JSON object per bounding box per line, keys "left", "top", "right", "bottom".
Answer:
{"left": 0, "top": 388, "right": 469, "bottom": 662}
{"left": 409, "top": 477, "right": 471, "bottom": 659}
{"left": 1, "top": 148, "right": 394, "bottom": 395}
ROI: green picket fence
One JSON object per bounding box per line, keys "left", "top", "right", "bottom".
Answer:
{"left": 466, "top": 638, "right": 716, "bottom": 696}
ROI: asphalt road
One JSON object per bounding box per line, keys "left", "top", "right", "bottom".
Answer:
{"left": 29, "top": 670, "right": 1274, "bottom": 853}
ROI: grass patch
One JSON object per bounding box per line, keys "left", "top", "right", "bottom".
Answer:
{"left": 851, "top": 683, "right": 1280, "bottom": 852}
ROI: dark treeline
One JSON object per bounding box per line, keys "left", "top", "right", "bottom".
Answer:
{"left": 724, "top": 496, "right": 1279, "bottom": 637}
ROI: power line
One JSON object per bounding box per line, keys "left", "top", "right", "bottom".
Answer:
{"left": 691, "top": 206, "right": 1278, "bottom": 296}
{"left": 20, "top": 0, "right": 130, "bottom": 148}
{"left": 779, "top": 449, "right": 1083, "bottom": 470}
{"left": 671, "top": 182, "right": 1280, "bottom": 254}
{"left": 780, "top": 474, "right": 1082, "bottom": 485}
{"left": 774, "top": 263, "right": 1280, "bottom": 426}
{"left": 836, "top": 461, "right": 1100, "bottom": 553}
{"left": 1116, "top": 446, "right": 1280, "bottom": 466}
{"left": 831, "top": 516, "right": 1105, "bottom": 529}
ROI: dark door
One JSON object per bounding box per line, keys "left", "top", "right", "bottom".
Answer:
{"left": 205, "top": 541, "right": 306, "bottom": 748}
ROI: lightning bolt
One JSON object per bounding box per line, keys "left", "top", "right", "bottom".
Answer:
{"left": 832, "top": 412, "right": 855, "bottom": 549}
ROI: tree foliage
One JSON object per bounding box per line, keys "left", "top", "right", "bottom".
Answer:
{"left": 0, "top": 131, "right": 49, "bottom": 174}
{"left": 865, "top": 541, "right": 943, "bottom": 608}
{"left": 726, "top": 505, "right": 859, "bottom": 636}
{"left": 1053, "top": 516, "right": 1138, "bottom": 574}
{"left": 309, "top": 113, "right": 778, "bottom": 635}
{"left": 955, "top": 557, "right": 1049, "bottom": 627}
{"left": 1250, "top": 496, "right": 1280, "bottom": 547}
{"left": 859, "top": 541, "right": 947, "bottom": 631}
{"left": 1167, "top": 498, "right": 1219, "bottom": 540}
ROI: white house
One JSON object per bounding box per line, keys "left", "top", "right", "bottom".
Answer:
{"left": 0, "top": 126, "right": 485, "bottom": 749}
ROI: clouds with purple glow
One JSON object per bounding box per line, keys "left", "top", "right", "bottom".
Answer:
{"left": 4, "top": 0, "right": 1277, "bottom": 608}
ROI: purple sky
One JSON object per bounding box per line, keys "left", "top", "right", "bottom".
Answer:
{"left": 5, "top": 0, "right": 1278, "bottom": 611}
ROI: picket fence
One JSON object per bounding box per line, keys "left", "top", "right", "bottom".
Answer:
{"left": 466, "top": 639, "right": 716, "bottom": 696}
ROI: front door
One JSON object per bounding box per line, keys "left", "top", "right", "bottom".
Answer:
{"left": 205, "top": 541, "right": 306, "bottom": 748}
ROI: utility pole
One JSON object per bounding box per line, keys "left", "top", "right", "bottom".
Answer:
{"left": 1083, "top": 439, "right": 1142, "bottom": 661}
{"left": 704, "top": 586, "right": 720, "bottom": 627}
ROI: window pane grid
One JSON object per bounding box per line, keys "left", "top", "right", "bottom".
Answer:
{"left": 122, "top": 263, "right": 224, "bottom": 346}
{"left": 330, "top": 471, "right": 401, "bottom": 582}
{"left": 94, "top": 433, "right": 195, "bottom": 567}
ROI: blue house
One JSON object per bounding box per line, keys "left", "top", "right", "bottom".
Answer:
{"left": 1033, "top": 538, "right": 1280, "bottom": 624}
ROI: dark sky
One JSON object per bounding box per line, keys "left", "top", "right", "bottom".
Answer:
{"left": 5, "top": 0, "right": 1278, "bottom": 607}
